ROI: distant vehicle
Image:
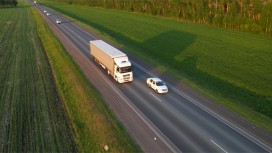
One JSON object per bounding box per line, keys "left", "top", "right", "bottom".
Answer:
{"left": 90, "top": 40, "right": 133, "bottom": 83}
{"left": 43, "top": 10, "right": 47, "bottom": 13}
{"left": 46, "top": 13, "right": 50, "bottom": 16}
{"left": 147, "top": 78, "right": 168, "bottom": 93}
{"left": 56, "top": 19, "right": 61, "bottom": 24}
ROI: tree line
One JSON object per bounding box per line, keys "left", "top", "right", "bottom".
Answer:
{"left": 59, "top": 0, "right": 272, "bottom": 35}
{"left": 0, "top": 0, "right": 18, "bottom": 7}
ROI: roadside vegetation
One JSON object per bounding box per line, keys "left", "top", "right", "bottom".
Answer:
{"left": 32, "top": 4, "right": 141, "bottom": 153}
{"left": 0, "top": 0, "right": 18, "bottom": 7}
{"left": 41, "top": 1, "right": 272, "bottom": 131}
{"left": 53, "top": 0, "right": 272, "bottom": 36}
{"left": 0, "top": 2, "right": 77, "bottom": 152}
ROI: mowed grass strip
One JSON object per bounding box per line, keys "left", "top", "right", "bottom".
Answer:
{"left": 0, "top": 2, "right": 77, "bottom": 152}
{"left": 32, "top": 5, "right": 141, "bottom": 153}
{"left": 41, "top": 2, "right": 272, "bottom": 131}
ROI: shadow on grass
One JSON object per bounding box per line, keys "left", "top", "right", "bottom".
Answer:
{"left": 141, "top": 30, "right": 196, "bottom": 62}
{"left": 61, "top": 20, "right": 76, "bottom": 24}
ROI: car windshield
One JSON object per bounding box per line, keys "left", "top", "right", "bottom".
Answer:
{"left": 156, "top": 81, "right": 165, "bottom": 86}
{"left": 119, "top": 66, "right": 132, "bottom": 73}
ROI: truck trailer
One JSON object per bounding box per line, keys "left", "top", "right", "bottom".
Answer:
{"left": 90, "top": 40, "right": 133, "bottom": 83}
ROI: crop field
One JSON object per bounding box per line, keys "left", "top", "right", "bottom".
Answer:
{"left": 41, "top": 1, "right": 272, "bottom": 130}
{"left": 0, "top": 2, "right": 77, "bottom": 152}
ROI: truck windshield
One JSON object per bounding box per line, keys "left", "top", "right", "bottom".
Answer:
{"left": 119, "top": 66, "right": 132, "bottom": 73}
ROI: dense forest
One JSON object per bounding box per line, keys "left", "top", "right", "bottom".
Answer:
{"left": 58, "top": 0, "right": 272, "bottom": 35}
{"left": 0, "top": 0, "right": 18, "bottom": 7}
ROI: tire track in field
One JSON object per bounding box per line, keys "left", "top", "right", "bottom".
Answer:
{"left": 6, "top": 8, "right": 26, "bottom": 152}
{"left": 0, "top": 10, "right": 14, "bottom": 125}
{"left": 19, "top": 9, "right": 32, "bottom": 152}
{"left": 26, "top": 9, "right": 47, "bottom": 151}
{"left": 0, "top": 9, "right": 20, "bottom": 152}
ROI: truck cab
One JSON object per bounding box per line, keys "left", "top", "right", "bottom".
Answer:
{"left": 114, "top": 56, "right": 133, "bottom": 83}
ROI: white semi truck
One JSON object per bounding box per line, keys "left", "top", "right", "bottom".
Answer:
{"left": 90, "top": 40, "right": 133, "bottom": 83}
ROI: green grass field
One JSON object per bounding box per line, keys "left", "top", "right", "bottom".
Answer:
{"left": 0, "top": 2, "right": 77, "bottom": 152}
{"left": 32, "top": 4, "right": 140, "bottom": 153}
{"left": 41, "top": 2, "right": 272, "bottom": 131}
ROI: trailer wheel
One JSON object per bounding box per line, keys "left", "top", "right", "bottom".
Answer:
{"left": 107, "top": 70, "right": 110, "bottom": 75}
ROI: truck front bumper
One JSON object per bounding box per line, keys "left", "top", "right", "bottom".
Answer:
{"left": 118, "top": 77, "right": 133, "bottom": 83}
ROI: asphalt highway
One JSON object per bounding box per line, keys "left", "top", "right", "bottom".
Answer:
{"left": 35, "top": 4, "right": 271, "bottom": 153}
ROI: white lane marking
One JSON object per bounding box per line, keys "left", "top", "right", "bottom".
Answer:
{"left": 150, "top": 92, "right": 162, "bottom": 102}
{"left": 210, "top": 139, "right": 228, "bottom": 153}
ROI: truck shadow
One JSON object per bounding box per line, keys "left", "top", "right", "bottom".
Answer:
{"left": 141, "top": 30, "right": 196, "bottom": 63}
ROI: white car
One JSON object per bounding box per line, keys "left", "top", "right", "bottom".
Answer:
{"left": 46, "top": 13, "right": 50, "bottom": 16}
{"left": 56, "top": 19, "right": 61, "bottom": 24}
{"left": 44, "top": 10, "right": 47, "bottom": 13}
{"left": 147, "top": 78, "right": 168, "bottom": 93}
